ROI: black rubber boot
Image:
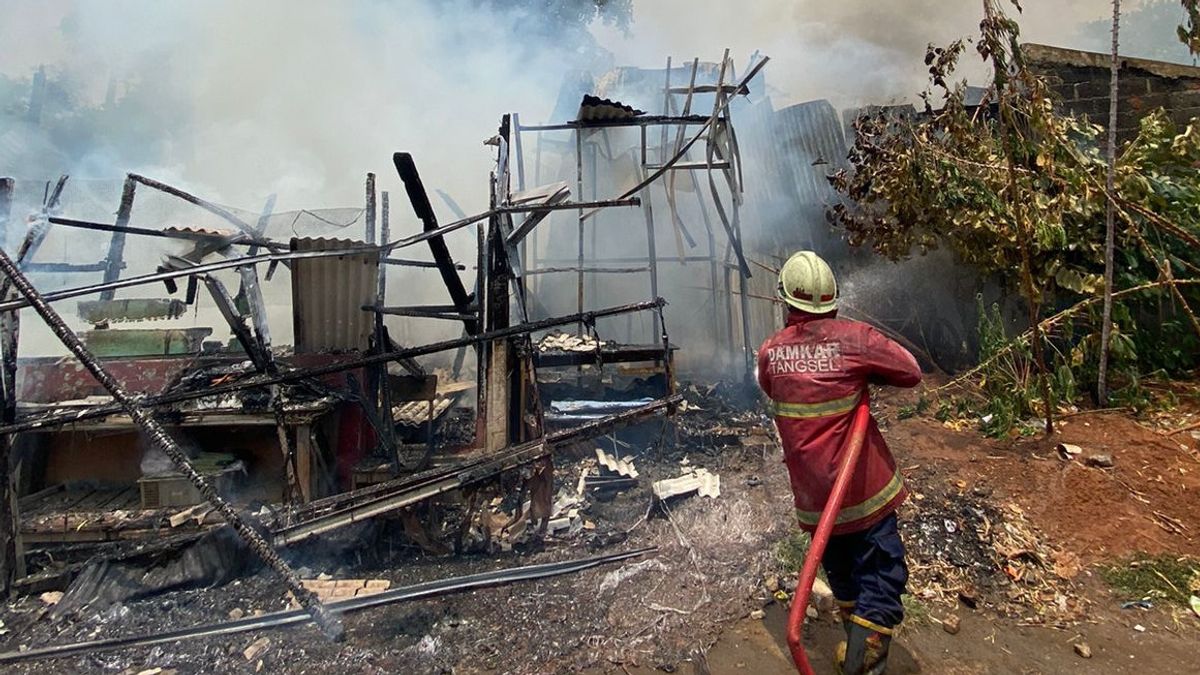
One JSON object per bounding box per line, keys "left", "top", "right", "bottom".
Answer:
{"left": 841, "top": 621, "right": 892, "bottom": 675}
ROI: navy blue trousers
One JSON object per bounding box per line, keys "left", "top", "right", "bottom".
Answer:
{"left": 820, "top": 513, "right": 908, "bottom": 632}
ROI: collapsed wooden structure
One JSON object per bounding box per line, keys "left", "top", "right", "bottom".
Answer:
{"left": 0, "top": 53, "right": 772, "bottom": 618}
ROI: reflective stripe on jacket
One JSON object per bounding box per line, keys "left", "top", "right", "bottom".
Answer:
{"left": 757, "top": 311, "right": 921, "bottom": 535}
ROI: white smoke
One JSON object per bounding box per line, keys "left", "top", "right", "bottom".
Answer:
{"left": 593, "top": 1, "right": 1145, "bottom": 106}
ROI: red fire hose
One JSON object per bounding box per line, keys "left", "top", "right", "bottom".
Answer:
{"left": 786, "top": 395, "right": 873, "bottom": 674}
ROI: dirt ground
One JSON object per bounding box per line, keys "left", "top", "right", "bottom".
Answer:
{"left": 2, "top": 382, "right": 1198, "bottom": 674}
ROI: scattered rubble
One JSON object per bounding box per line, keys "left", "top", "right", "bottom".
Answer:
{"left": 941, "top": 614, "right": 961, "bottom": 635}
{"left": 652, "top": 468, "right": 721, "bottom": 501}
{"left": 538, "top": 332, "right": 607, "bottom": 353}
{"left": 242, "top": 637, "right": 271, "bottom": 661}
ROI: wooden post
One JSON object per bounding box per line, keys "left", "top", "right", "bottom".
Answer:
{"left": 295, "top": 424, "right": 314, "bottom": 502}
{"left": 484, "top": 117, "right": 516, "bottom": 451}
{"left": 0, "top": 176, "right": 18, "bottom": 596}
{"left": 376, "top": 191, "right": 397, "bottom": 470}
{"left": 99, "top": 176, "right": 136, "bottom": 301}
{"left": 365, "top": 173, "right": 377, "bottom": 245}
{"left": 0, "top": 177, "right": 13, "bottom": 250}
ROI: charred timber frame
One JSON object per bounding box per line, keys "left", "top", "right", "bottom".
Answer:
{"left": 0, "top": 176, "right": 18, "bottom": 596}
{"left": 513, "top": 53, "right": 768, "bottom": 378}
{"left": 273, "top": 396, "right": 679, "bottom": 546}
{"left": 0, "top": 247, "right": 346, "bottom": 640}
{"left": 0, "top": 298, "right": 667, "bottom": 435}
{"left": 0, "top": 201, "right": 641, "bottom": 315}
{"left": 0, "top": 160, "right": 665, "bottom": 586}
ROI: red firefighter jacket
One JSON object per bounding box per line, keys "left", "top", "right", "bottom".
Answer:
{"left": 757, "top": 311, "right": 921, "bottom": 535}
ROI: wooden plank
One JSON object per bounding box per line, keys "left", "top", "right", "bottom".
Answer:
{"left": 93, "top": 486, "right": 135, "bottom": 510}
{"left": 72, "top": 488, "right": 122, "bottom": 511}
{"left": 295, "top": 424, "right": 313, "bottom": 503}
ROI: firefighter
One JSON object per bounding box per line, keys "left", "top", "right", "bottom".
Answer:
{"left": 757, "top": 251, "right": 921, "bottom": 675}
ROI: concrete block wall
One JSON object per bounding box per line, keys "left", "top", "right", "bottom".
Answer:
{"left": 1024, "top": 43, "right": 1200, "bottom": 142}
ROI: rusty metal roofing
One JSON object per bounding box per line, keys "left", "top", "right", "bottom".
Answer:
{"left": 290, "top": 237, "right": 378, "bottom": 353}
{"left": 772, "top": 100, "right": 847, "bottom": 206}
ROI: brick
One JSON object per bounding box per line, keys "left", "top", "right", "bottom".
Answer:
{"left": 1073, "top": 79, "right": 1114, "bottom": 100}
{"left": 1167, "top": 90, "right": 1200, "bottom": 111}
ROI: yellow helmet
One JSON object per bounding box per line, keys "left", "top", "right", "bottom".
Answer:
{"left": 777, "top": 251, "right": 837, "bottom": 313}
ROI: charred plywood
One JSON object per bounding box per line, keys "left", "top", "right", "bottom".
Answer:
{"left": 290, "top": 238, "right": 378, "bottom": 354}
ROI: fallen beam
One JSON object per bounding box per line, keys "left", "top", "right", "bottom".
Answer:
{"left": 0, "top": 298, "right": 666, "bottom": 435}
{"left": 130, "top": 173, "right": 255, "bottom": 235}
{"left": 48, "top": 216, "right": 283, "bottom": 250}
{"left": 0, "top": 247, "right": 344, "bottom": 641}
{"left": 0, "top": 199, "right": 646, "bottom": 314}
{"left": 393, "top": 152, "right": 478, "bottom": 334}
{"left": 273, "top": 395, "right": 680, "bottom": 546}
{"left": 0, "top": 547, "right": 656, "bottom": 665}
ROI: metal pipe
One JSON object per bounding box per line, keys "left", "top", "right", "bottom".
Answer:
{"left": 0, "top": 547, "right": 657, "bottom": 665}
{"left": 0, "top": 246, "right": 345, "bottom": 641}
{"left": 518, "top": 115, "right": 711, "bottom": 132}
{"left": 575, "top": 129, "right": 585, "bottom": 336}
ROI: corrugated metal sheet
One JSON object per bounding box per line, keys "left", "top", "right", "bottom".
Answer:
{"left": 772, "top": 100, "right": 847, "bottom": 206}
{"left": 392, "top": 397, "right": 453, "bottom": 426}
{"left": 290, "top": 237, "right": 378, "bottom": 353}
{"left": 576, "top": 95, "right": 644, "bottom": 122}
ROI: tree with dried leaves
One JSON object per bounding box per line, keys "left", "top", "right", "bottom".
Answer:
{"left": 829, "top": 0, "right": 1200, "bottom": 432}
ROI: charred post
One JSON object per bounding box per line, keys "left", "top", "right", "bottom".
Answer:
{"left": 0, "top": 176, "right": 16, "bottom": 597}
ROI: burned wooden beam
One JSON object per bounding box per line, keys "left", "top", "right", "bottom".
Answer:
{"left": 0, "top": 177, "right": 12, "bottom": 246}
{"left": 203, "top": 275, "right": 272, "bottom": 372}
{"left": 0, "top": 298, "right": 667, "bottom": 435}
{"left": 274, "top": 395, "right": 680, "bottom": 546}
{"left": 384, "top": 257, "right": 465, "bottom": 270}
{"left": 23, "top": 262, "right": 110, "bottom": 274}
{"left": 0, "top": 245, "right": 379, "bottom": 313}
{"left": 366, "top": 304, "right": 478, "bottom": 321}
{"left": 0, "top": 196, "right": 648, "bottom": 315}
{"left": 129, "top": 174, "right": 255, "bottom": 234}
{"left": 98, "top": 177, "right": 136, "bottom": 301}
{"left": 393, "top": 152, "right": 478, "bottom": 335}
{"left": 0, "top": 176, "right": 15, "bottom": 597}
{"left": 48, "top": 216, "right": 285, "bottom": 250}
{"left": 374, "top": 190, "right": 399, "bottom": 471}
{"left": 0, "top": 247, "right": 344, "bottom": 640}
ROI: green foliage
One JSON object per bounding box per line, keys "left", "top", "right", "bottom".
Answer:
{"left": 829, "top": 0, "right": 1200, "bottom": 409}
{"left": 896, "top": 396, "right": 930, "bottom": 420}
{"left": 1103, "top": 554, "right": 1200, "bottom": 606}
{"left": 1181, "top": 0, "right": 1200, "bottom": 55}
{"left": 775, "top": 528, "right": 812, "bottom": 575}
{"left": 901, "top": 593, "right": 930, "bottom": 624}
{"left": 973, "top": 295, "right": 1083, "bottom": 435}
